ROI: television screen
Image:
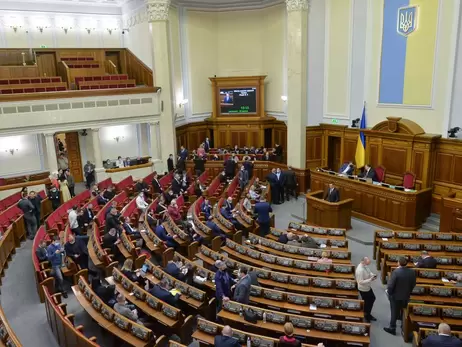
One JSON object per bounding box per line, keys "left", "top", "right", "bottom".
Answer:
{"left": 220, "top": 87, "right": 257, "bottom": 114}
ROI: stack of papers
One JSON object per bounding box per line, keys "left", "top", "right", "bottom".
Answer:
{"left": 309, "top": 304, "right": 317, "bottom": 311}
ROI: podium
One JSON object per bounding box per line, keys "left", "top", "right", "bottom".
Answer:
{"left": 440, "top": 193, "right": 462, "bottom": 233}
{"left": 305, "top": 190, "right": 353, "bottom": 229}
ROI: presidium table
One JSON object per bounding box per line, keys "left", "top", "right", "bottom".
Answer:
{"left": 310, "top": 170, "right": 433, "bottom": 231}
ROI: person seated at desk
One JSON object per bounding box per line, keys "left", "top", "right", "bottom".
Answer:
{"left": 146, "top": 210, "right": 159, "bottom": 229}
{"left": 262, "top": 151, "right": 272, "bottom": 161}
{"left": 92, "top": 278, "right": 117, "bottom": 308}
{"left": 106, "top": 207, "right": 122, "bottom": 233}
{"left": 105, "top": 201, "right": 119, "bottom": 219}
{"left": 102, "top": 228, "right": 121, "bottom": 258}
{"left": 194, "top": 179, "right": 205, "bottom": 197}
{"left": 156, "top": 195, "right": 168, "bottom": 217}
{"left": 211, "top": 154, "right": 220, "bottom": 161}
{"left": 155, "top": 224, "right": 179, "bottom": 249}
{"left": 220, "top": 206, "right": 244, "bottom": 231}
{"left": 103, "top": 185, "right": 115, "bottom": 200}
{"left": 121, "top": 258, "right": 146, "bottom": 287}
{"left": 242, "top": 194, "right": 252, "bottom": 213}
{"left": 219, "top": 170, "right": 227, "bottom": 184}
{"left": 324, "top": 183, "right": 340, "bottom": 203}
{"left": 186, "top": 223, "right": 204, "bottom": 246}
{"left": 317, "top": 251, "right": 332, "bottom": 263}
{"left": 36, "top": 240, "right": 48, "bottom": 262}
{"left": 97, "top": 190, "right": 109, "bottom": 206}
{"left": 279, "top": 322, "right": 302, "bottom": 347}
{"left": 201, "top": 197, "right": 213, "bottom": 220}
{"left": 168, "top": 199, "right": 183, "bottom": 225}
{"left": 359, "top": 164, "right": 378, "bottom": 181}
{"left": 64, "top": 234, "right": 88, "bottom": 270}
{"left": 421, "top": 323, "right": 462, "bottom": 347}
{"left": 415, "top": 250, "right": 438, "bottom": 269}
{"left": 122, "top": 216, "right": 142, "bottom": 240}
{"left": 206, "top": 215, "right": 227, "bottom": 241}
{"left": 81, "top": 203, "right": 95, "bottom": 228}
{"left": 116, "top": 156, "right": 125, "bottom": 168}
{"left": 214, "top": 326, "right": 240, "bottom": 347}
{"left": 164, "top": 189, "right": 176, "bottom": 205}
{"left": 152, "top": 172, "right": 163, "bottom": 194}
{"left": 114, "top": 294, "right": 145, "bottom": 325}
{"left": 149, "top": 277, "right": 180, "bottom": 307}
{"left": 224, "top": 196, "right": 235, "bottom": 213}
{"left": 339, "top": 161, "right": 355, "bottom": 175}
{"left": 249, "top": 185, "right": 260, "bottom": 201}
{"left": 165, "top": 255, "right": 188, "bottom": 281}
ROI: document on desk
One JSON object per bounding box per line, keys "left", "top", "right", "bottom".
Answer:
{"left": 309, "top": 304, "right": 317, "bottom": 311}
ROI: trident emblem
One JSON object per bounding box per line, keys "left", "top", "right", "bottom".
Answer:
{"left": 397, "top": 5, "right": 418, "bottom": 37}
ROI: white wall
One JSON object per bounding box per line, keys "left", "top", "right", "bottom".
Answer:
{"left": 0, "top": 135, "right": 43, "bottom": 176}
{"left": 99, "top": 124, "right": 141, "bottom": 161}
{"left": 0, "top": 12, "right": 123, "bottom": 48}
{"left": 449, "top": 2, "right": 462, "bottom": 138}
{"left": 122, "top": 8, "right": 152, "bottom": 68}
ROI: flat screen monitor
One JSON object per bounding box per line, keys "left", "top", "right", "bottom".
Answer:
{"left": 219, "top": 87, "right": 257, "bottom": 114}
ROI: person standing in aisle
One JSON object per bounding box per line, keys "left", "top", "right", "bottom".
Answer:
{"left": 355, "top": 256, "right": 377, "bottom": 323}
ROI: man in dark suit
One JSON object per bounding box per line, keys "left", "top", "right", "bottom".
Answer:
{"left": 204, "top": 137, "right": 211, "bottom": 153}
{"left": 122, "top": 217, "right": 141, "bottom": 240}
{"left": 149, "top": 278, "right": 180, "bottom": 307}
{"left": 224, "top": 157, "right": 236, "bottom": 179}
{"left": 178, "top": 146, "right": 188, "bottom": 161}
{"left": 238, "top": 165, "right": 249, "bottom": 190}
{"left": 243, "top": 157, "right": 254, "bottom": 178}
{"left": 254, "top": 201, "right": 273, "bottom": 236}
{"left": 155, "top": 224, "right": 179, "bottom": 249}
{"left": 152, "top": 172, "right": 163, "bottom": 194}
{"left": 105, "top": 208, "right": 122, "bottom": 233}
{"left": 223, "top": 93, "right": 233, "bottom": 104}
{"left": 384, "top": 256, "right": 416, "bottom": 335}
{"left": 97, "top": 191, "right": 109, "bottom": 206}
{"left": 275, "top": 168, "right": 285, "bottom": 203}
{"left": 201, "top": 198, "right": 213, "bottom": 219}
{"left": 194, "top": 157, "right": 206, "bottom": 176}
{"left": 171, "top": 174, "right": 183, "bottom": 196}
{"left": 274, "top": 144, "right": 283, "bottom": 163}
{"left": 415, "top": 250, "right": 438, "bottom": 269}
{"left": 282, "top": 167, "right": 297, "bottom": 201}
{"left": 339, "top": 161, "right": 355, "bottom": 175}
{"left": 359, "top": 164, "right": 378, "bottom": 181}
{"left": 266, "top": 168, "right": 279, "bottom": 204}
{"left": 324, "top": 183, "right": 340, "bottom": 203}
{"left": 214, "top": 325, "right": 240, "bottom": 347}
{"left": 422, "top": 323, "right": 462, "bottom": 347}
{"left": 165, "top": 255, "right": 187, "bottom": 281}
{"left": 81, "top": 204, "right": 95, "bottom": 225}
{"left": 167, "top": 154, "right": 174, "bottom": 172}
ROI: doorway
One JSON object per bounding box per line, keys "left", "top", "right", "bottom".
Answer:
{"left": 327, "top": 136, "right": 341, "bottom": 172}
{"left": 264, "top": 128, "right": 272, "bottom": 149}
{"left": 105, "top": 51, "right": 121, "bottom": 73}
{"left": 35, "top": 52, "right": 57, "bottom": 77}
{"left": 55, "top": 132, "right": 84, "bottom": 182}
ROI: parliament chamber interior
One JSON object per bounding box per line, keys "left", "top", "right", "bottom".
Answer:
{"left": 1, "top": 0, "right": 462, "bottom": 346}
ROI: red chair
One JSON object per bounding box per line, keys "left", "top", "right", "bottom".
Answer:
{"left": 375, "top": 165, "right": 386, "bottom": 183}
{"left": 36, "top": 87, "right": 45, "bottom": 92}
{"left": 24, "top": 88, "right": 34, "bottom": 93}
{"left": 110, "top": 75, "right": 119, "bottom": 80}
{"left": 0, "top": 80, "right": 8, "bottom": 85}
{"left": 119, "top": 83, "right": 127, "bottom": 88}
{"left": 46, "top": 87, "right": 56, "bottom": 92}
{"left": 20, "top": 79, "right": 30, "bottom": 84}
{"left": 1, "top": 89, "right": 12, "bottom": 94}
{"left": 81, "top": 85, "right": 90, "bottom": 90}
{"left": 13, "top": 89, "right": 24, "bottom": 94}
{"left": 100, "top": 84, "right": 108, "bottom": 89}
{"left": 403, "top": 171, "right": 416, "bottom": 189}
{"left": 94, "top": 76, "right": 102, "bottom": 81}
{"left": 109, "top": 84, "right": 117, "bottom": 89}
{"left": 120, "top": 75, "right": 128, "bottom": 80}
{"left": 90, "top": 85, "right": 99, "bottom": 89}
{"left": 51, "top": 77, "right": 61, "bottom": 82}
{"left": 31, "top": 78, "right": 41, "bottom": 83}
{"left": 9, "top": 79, "right": 19, "bottom": 84}
{"left": 42, "top": 78, "right": 51, "bottom": 83}
{"left": 56, "top": 86, "right": 66, "bottom": 91}
{"left": 102, "top": 75, "right": 111, "bottom": 81}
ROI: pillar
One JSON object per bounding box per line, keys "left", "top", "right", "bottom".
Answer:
{"left": 146, "top": 0, "right": 177, "bottom": 173}
{"left": 44, "top": 133, "right": 58, "bottom": 174}
{"left": 91, "top": 128, "right": 108, "bottom": 182}
{"left": 286, "top": 0, "right": 309, "bottom": 169}
{"left": 149, "top": 121, "right": 164, "bottom": 172}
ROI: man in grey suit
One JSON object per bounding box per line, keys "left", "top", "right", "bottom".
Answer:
{"left": 384, "top": 256, "right": 416, "bottom": 335}
{"left": 18, "top": 192, "right": 37, "bottom": 240}
{"left": 238, "top": 165, "right": 249, "bottom": 191}
{"left": 233, "top": 267, "right": 251, "bottom": 304}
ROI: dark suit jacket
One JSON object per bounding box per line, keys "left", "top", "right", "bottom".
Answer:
{"left": 152, "top": 179, "right": 163, "bottom": 194}
{"left": 171, "top": 179, "right": 182, "bottom": 195}
{"left": 324, "top": 188, "right": 340, "bottom": 202}
{"left": 339, "top": 163, "right": 354, "bottom": 175}
{"left": 214, "top": 335, "right": 240, "bottom": 347}
{"left": 361, "top": 168, "right": 378, "bottom": 181}
{"left": 105, "top": 215, "right": 121, "bottom": 233}
{"left": 283, "top": 170, "right": 297, "bottom": 187}
{"left": 278, "top": 234, "right": 289, "bottom": 244}
{"left": 416, "top": 256, "right": 438, "bottom": 269}
{"left": 387, "top": 266, "right": 416, "bottom": 301}
{"left": 135, "top": 182, "right": 148, "bottom": 193}
{"left": 167, "top": 158, "right": 174, "bottom": 172}
{"left": 179, "top": 149, "right": 188, "bottom": 161}
{"left": 204, "top": 141, "right": 210, "bottom": 152}
{"left": 150, "top": 285, "right": 180, "bottom": 307}
{"left": 82, "top": 208, "right": 94, "bottom": 224}
{"left": 254, "top": 202, "right": 272, "bottom": 224}
{"left": 422, "top": 334, "right": 462, "bottom": 347}
{"left": 165, "top": 262, "right": 181, "bottom": 279}
{"left": 224, "top": 159, "right": 236, "bottom": 176}
{"left": 97, "top": 195, "right": 109, "bottom": 206}
{"left": 243, "top": 161, "right": 254, "bottom": 178}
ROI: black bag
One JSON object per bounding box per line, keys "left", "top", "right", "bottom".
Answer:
{"left": 243, "top": 308, "right": 258, "bottom": 323}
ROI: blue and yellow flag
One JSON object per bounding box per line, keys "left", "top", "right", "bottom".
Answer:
{"left": 355, "top": 105, "right": 366, "bottom": 169}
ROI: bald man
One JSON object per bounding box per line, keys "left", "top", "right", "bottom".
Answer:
{"left": 355, "top": 256, "right": 377, "bottom": 322}
{"left": 422, "top": 323, "right": 462, "bottom": 347}
{"left": 214, "top": 325, "right": 240, "bottom": 347}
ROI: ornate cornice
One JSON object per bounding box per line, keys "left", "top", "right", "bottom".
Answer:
{"left": 123, "top": 7, "right": 148, "bottom": 28}
{"left": 285, "top": 0, "right": 310, "bottom": 12}
{"left": 146, "top": 0, "right": 170, "bottom": 22}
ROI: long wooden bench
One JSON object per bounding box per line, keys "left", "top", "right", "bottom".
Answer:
{"left": 0, "top": 77, "right": 61, "bottom": 84}
{"left": 192, "top": 317, "right": 318, "bottom": 347}
{"left": 268, "top": 227, "right": 349, "bottom": 248}
{"left": 222, "top": 239, "right": 355, "bottom": 278}
{"left": 219, "top": 300, "right": 370, "bottom": 346}
{"left": 387, "top": 266, "right": 461, "bottom": 286}
{"left": 404, "top": 302, "right": 462, "bottom": 342}
{"left": 248, "top": 233, "right": 351, "bottom": 262}
{"left": 192, "top": 247, "right": 359, "bottom": 297}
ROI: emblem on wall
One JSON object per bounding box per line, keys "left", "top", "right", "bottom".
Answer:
{"left": 397, "top": 5, "right": 418, "bottom": 36}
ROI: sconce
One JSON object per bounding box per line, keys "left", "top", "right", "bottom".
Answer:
{"left": 85, "top": 28, "right": 94, "bottom": 34}
{"left": 10, "top": 26, "right": 21, "bottom": 33}
{"left": 37, "top": 26, "right": 48, "bottom": 33}
{"left": 62, "top": 27, "right": 72, "bottom": 34}
{"left": 5, "top": 149, "right": 18, "bottom": 155}
{"left": 281, "top": 95, "right": 288, "bottom": 102}
{"left": 114, "top": 136, "right": 125, "bottom": 143}
{"left": 179, "top": 99, "right": 189, "bottom": 108}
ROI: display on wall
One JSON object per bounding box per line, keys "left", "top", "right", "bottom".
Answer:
{"left": 219, "top": 87, "right": 257, "bottom": 114}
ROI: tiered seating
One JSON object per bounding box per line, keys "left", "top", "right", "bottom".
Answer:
{"left": 64, "top": 62, "right": 101, "bottom": 68}
{"left": 268, "top": 227, "right": 349, "bottom": 248}
{"left": 75, "top": 74, "right": 128, "bottom": 84}
{"left": 0, "top": 225, "right": 16, "bottom": 285}
{"left": 288, "top": 221, "right": 346, "bottom": 237}
{"left": 45, "top": 190, "right": 91, "bottom": 232}
{"left": 61, "top": 57, "right": 94, "bottom": 62}
{"left": 75, "top": 74, "right": 135, "bottom": 90}
{"left": 0, "top": 76, "right": 66, "bottom": 94}
{"left": 0, "top": 170, "right": 49, "bottom": 186}
{"left": 97, "top": 177, "right": 113, "bottom": 191}
{"left": 42, "top": 284, "right": 99, "bottom": 346}
{"left": 186, "top": 171, "right": 209, "bottom": 202}
{"left": 388, "top": 266, "right": 460, "bottom": 285}
{"left": 204, "top": 175, "right": 224, "bottom": 205}
{"left": 0, "top": 191, "right": 21, "bottom": 212}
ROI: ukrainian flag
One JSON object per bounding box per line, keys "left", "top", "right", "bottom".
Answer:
{"left": 378, "top": 0, "right": 438, "bottom": 106}
{"left": 355, "top": 105, "right": 366, "bottom": 169}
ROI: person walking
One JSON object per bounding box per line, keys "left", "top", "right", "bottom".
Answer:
{"left": 18, "top": 192, "right": 37, "bottom": 240}
{"left": 65, "top": 169, "right": 75, "bottom": 197}
{"left": 28, "top": 190, "right": 43, "bottom": 227}
{"left": 383, "top": 256, "right": 416, "bottom": 335}
{"left": 355, "top": 256, "right": 377, "bottom": 322}
{"left": 214, "top": 260, "right": 232, "bottom": 317}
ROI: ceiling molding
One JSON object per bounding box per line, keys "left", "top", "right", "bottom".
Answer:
{"left": 173, "top": 0, "right": 285, "bottom": 11}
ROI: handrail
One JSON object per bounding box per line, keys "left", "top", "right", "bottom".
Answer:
{"left": 0, "top": 178, "right": 50, "bottom": 192}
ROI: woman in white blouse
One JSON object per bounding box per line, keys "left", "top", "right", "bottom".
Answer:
{"left": 116, "top": 156, "right": 125, "bottom": 168}
{"left": 243, "top": 193, "right": 252, "bottom": 213}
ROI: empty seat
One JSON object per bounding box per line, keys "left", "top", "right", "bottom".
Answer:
{"left": 31, "top": 78, "right": 41, "bottom": 83}
{"left": 20, "top": 79, "right": 30, "bottom": 84}
{"left": 9, "top": 79, "right": 19, "bottom": 84}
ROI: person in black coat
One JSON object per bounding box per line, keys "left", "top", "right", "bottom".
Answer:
{"left": 102, "top": 228, "right": 120, "bottom": 258}
{"left": 275, "top": 168, "right": 285, "bottom": 203}
{"left": 48, "top": 186, "right": 61, "bottom": 211}
{"left": 28, "top": 191, "right": 43, "bottom": 227}
{"left": 81, "top": 204, "right": 95, "bottom": 225}
{"left": 149, "top": 278, "right": 180, "bottom": 307}
{"left": 165, "top": 255, "right": 187, "bottom": 281}
{"left": 415, "top": 251, "right": 438, "bottom": 269}
{"left": 64, "top": 234, "right": 88, "bottom": 270}
{"left": 105, "top": 208, "right": 122, "bottom": 233}
{"left": 274, "top": 144, "right": 283, "bottom": 163}
{"left": 224, "top": 157, "right": 236, "bottom": 179}
{"left": 243, "top": 157, "right": 254, "bottom": 178}
{"left": 266, "top": 168, "right": 279, "bottom": 204}
{"left": 214, "top": 326, "right": 240, "bottom": 347}
{"left": 384, "top": 256, "right": 417, "bottom": 335}
{"left": 97, "top": 191, "right": 109, "bottom": 206}
{"left": 359, "top": 164, "right": 378, "bottom": 181}
{"left": 167, "top": 154, "right": 174, "bottom": 172}
{"left": 254, "top": 201, "right": 273, "bottom": 236}
{"left": 324, "top": 183, "right": 340, "bottom": 203}
{"left": 171, "top": 174, "right": 183, "bottom": 196}
{"left": 283, "top": 167, "right": 298, "bottom": 201}
{"left": 422, "top": 323, "right": 462, "bottom": 347}
{"left": 103, "top": 186, "right": 115, "bottom": 200}
{"left": 194, "top": 157, "right": 206, "bottom": 177}
{"left": 152, "top": 173, "right": 163, "bottom": 194}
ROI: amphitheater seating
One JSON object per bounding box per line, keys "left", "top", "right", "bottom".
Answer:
{"left": 61, "top": 57, "right": 94, "bottom": 62}
{"left": 45, "top": 190, "right": 91, "bottom": 232}
{"left": 75, "top": 74, "right": 128, "bottom": 84}
{"left": 0, "top": 77, "right": 62, "bottom": 85}
{"left": 0, "top": 82, "right": 67, "bottom": 94}
{"left": 79, "top": 79, "right": 136, "bottom": 90}
{"left": 410, "top": 283, "right": 462, "bottom": 305}
{"left": 268, "top": 227, "right": 349, "bottom": 248}
{"left": 388, "top": 266, "right": 461, "bottom": 285}
{"left": 0, "top": 171, "right": 49, "bottom": 186}
{"left": 64, "top": 62, "right": 101, "bottom": 68}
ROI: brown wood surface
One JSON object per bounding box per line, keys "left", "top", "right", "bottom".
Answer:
{"left": 105, "top": 161, "right": 153, "bottom": 173}
{"left": 305, "top": 190, "right": 353, "bottom": 229}
{"left": 65, "top": 132, "right": 84, "bottom": 182}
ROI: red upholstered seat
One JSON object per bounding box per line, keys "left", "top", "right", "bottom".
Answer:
{"left": 403, "top": 171, "right": 416, "bottom": 189}
{"left": 42, "top": 78, "right": 51, "bottom": 83}
{"left": 35, "top": 87, "right": 45, "bottom": 92}
{"left": 20, "top": 79, "right": 30, "bottom": 84}
{"left": 31, "top": 78, "right": 41, "bottom": 83}
{"left": 0, "top": 80, "right": 8, "bottom": 85}
{"left": 9, "top": 79, "right": 19, "bottom": 84}
{"left": 102, "top": 75, "right": 111, "bottom": 80}
{"left": 375, "top": 165, "right": 386, "bottom": 182}
{"left": 24, "top": 88, "right": 34, "bottom": 93}
{"left": 1, "top": 90, "right": 12, "bottom": 94}
{"left": 90, "top": 85, "right": 99, "bottom": 89}
{"left": 81, "top": 85, "right": 90, "bottom": 90}
{"left": 93, "top": 76, "right": 102, "bottom": 81}
{"left": 56, "top": 86, "right": 66, "bottom": 91}
{"left": 51, "top": 77, "right": 61, "bottom": 82}
{"left": 13, "top": 89, "right": 23, "bottom": 94}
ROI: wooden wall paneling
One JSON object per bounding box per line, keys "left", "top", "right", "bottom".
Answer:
{"left": 381, "top": 146, "right": 407, "bottom": 176}
{"left": 434, "top": 152, "right": 454, "bottom": 183}
{"left": 0, "top": 49, "right": 35, "bottom": 65}
{"left": 65, "top": 132, "right": 84, "bottom": 182}
{"left": 452, "top": 155, "right": 462, "bottom": 185}
{"left": 0, "top": 66, "right": 39, "bottom": 78}
{"left": 36, "top": 52, "right": 58, "bottom": 77}
{"left": 368, "top": 143, "right": 379, "bottom": 168}
{"left": 411, "top": 151, "right": 424, "bottom": 180}
{"left": 305, "top": 127, "right": 323, "bottom": 168}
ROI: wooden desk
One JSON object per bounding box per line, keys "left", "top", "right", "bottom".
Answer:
{"left": 72, "top": 286, "right": 150, "bottom": 347}
{"left": 218, "top": 310, "right": 370, "bottom": 346}
{"left": 305, "top": 190, "right": 353, "bottom": 229}
{"left": 310, "top": 170, "right": 433, "bottom": 230}
{"left": 440, "top": 194, "right": 462, "bottom": 233}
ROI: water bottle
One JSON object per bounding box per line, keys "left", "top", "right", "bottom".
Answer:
{"left": 262, "top": 311, "right": 266, "bottom": 323}
{"left": 246, "top": 337, "right": 251, "bottom": 347}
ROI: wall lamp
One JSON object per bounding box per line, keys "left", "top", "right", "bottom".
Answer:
{"left": 5, "top": 149, "right": 18, "bottom": 155}
{"left": 179, "top": 99, "right": 189, "bottom": 108}
{"left": 10, "top": 26, "right": 21, "bottom": 33}
{"left": 85, "top": 28, "right": 95, "bottom": 34}
{"left": 107, "top": 28, "right": 117, "bottom": 35}
{"left": 281, "top": 95, "right": 288, "bottom": 102}
{"left": 62, "top": 27, "right": 72, "bottom": 34}
{"left": 114, "top": 136, "right": 125, "bottom": 143}
{"left": 37, "top": 26, "right": 48, "bottom": 33}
